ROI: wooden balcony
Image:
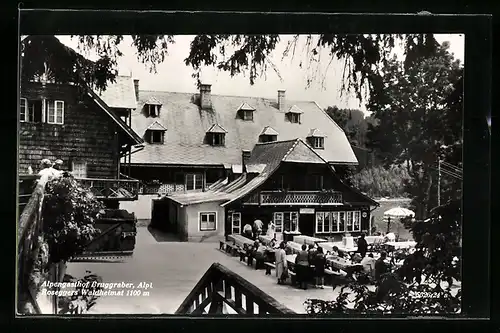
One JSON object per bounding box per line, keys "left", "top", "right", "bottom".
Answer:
{"left": 175, "top": 263, "right": 295, "bottom": 315}
{"left": 77, "top": 178, "right": 140, "bottom": 201}
{"left": 259, "top": 190, "right": 343, "bottom": 205}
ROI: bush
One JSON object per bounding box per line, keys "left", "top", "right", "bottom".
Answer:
{"left": 42, "top": 175, "right": 105, "bottom": 263}
{"left": 351, "top": 165, "right": 410, "bottom": 198}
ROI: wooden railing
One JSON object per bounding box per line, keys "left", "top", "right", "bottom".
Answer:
{"left": 260, "top": 190, "right": 343, "bottom": 205}
{"left": 175, "top": 263, "right": 295, "bottom": 315}
{"left": 78, "top": 178, "right": 140, "bottom": 201}
{"left": 17, "top": 182, "right": 45, "bottom": 314}
{"left": 18, "top": 175, "right": 41, "bottom": 214}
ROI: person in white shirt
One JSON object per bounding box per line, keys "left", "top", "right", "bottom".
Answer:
{"left": 243, "top": 224, "right": 253, "bottom": 239}
{"left": 360, "top": 253, "right": 376, "bottom": 276}
{"left": 384, "top": 232, "right": 396, "bottom": 242}
{"left": 38, "top": 159, "right": 63, "bottom": 184}
{"left": 253, "top": 219, "right": 264, "bottom": 238}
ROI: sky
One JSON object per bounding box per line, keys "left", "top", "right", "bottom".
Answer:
{"left": 56, "top": 34, "right": 464, "bottom": 115}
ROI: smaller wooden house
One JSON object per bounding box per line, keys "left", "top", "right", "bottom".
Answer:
{"left": 156, "top": 139, "right": 378, "bottom": 242}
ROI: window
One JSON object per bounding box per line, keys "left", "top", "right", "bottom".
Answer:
{"left": 274, "top": 212, "right": 283, "bottom": 233}
{"left": 353, "top": 211, "right": 361, "bottom": 232}
{"left": 231, "top": 212, "right": 241, "bottom": 234}
{"left": 288, "top": 113, "right": 300, "bottom": 123}
{"left": 199, "top": 212, "right": 216, "bottom": 231}
{"left": 150, "top": 131, "right": 164, "bottom": 144}
{"left": 283, "top": 212, "right": 299, "bottom": 233}
{"left": 309, "top": 174, "right": 323, "bottom": 190}
{"left": 346, "top": 211, "right": 354, "bottom": 232}
{"left": 242, "top": 110, "right": 254, "bottom": 121}
{"left": 148, "top": 104, "right": 160, "bottom": 117}
{"left": 259, "top": 135, "right": 277, "bottom": 143}
{"left": 312, "top": 137, "right": 324, "bottom": 149}
{"left": 316, "top": 212, "right": 325, "bottom": 233}
{"left": 20, "top": 99, "right": 43, "bottom": 123}
{"left": 338, "top": 212, "right": 345, "bottom": 232}
{"left": 331, "top": 212, "right": 339, "bottom": 232}
{"left": 72, "top": 161, "right": 87, "bottom": 178}
{"left": 46, "top": 100, "right": 64, "bottom": 124}
{"left": 211, "top": 133, "right": 225, "bottom": 146}
{"left": 186, "top": 173, "right": 204, "bottom": 191}
{"left": 20, "top": 98, "right": 28, "bottom": 122}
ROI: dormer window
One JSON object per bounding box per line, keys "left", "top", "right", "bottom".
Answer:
{"left": 237, "top": 102, "right": 256, "bottom": 121}
{"left": 206, "top": 124, "right": 227, "bottom": 147}
{"left": 307, "top": 128, "right": 326, "bottom": 149}
{"left": 312, "top": 137, "right": 324, "bottom": 149}
{"left": 145, "top": 97, "right": 162, "bottom": 117}
{"left": 286, "top": 105, "right": 303, "bottom": 124}
{"left": 259, "top": 126, "right": 279, "bottom": 143}
{"left": 145, "top": 120, "right": 167, "bottom": 144}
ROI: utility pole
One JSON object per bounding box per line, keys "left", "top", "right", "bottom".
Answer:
{"left": 438, "top": 158, "right": 441, "bottom": 206}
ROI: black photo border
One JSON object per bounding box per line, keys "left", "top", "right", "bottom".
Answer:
{"left": 4, "top": 5, "right": 493, "bottom": 333}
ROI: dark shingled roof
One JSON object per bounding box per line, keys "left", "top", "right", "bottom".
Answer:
{"left": 129, "top": 90, "right": 358, "bottom": 166}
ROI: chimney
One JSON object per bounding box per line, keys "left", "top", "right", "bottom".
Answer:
{"left": 242, "top": 150, "right": 251, "bottom": 173}
{"left": 200, "top": 84, "right": 212, "bottom": 109}
{"left": 278, "top": 90, "right": 286, "bottom": 112}
{"left": 133, "top": 79, "right": 140, "bottom": 101}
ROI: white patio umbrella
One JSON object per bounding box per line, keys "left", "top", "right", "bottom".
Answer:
{"left": 383, "top": 207, "right": 415, "bottom": 234}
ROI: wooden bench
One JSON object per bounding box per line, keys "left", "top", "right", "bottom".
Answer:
{"left": 219, "top": 240, "right": 239, "bottom": 256}
{"left": 264, "top": 262, "right": 276, "bottom": 275}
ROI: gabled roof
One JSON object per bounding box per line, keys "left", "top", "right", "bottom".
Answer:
{"left": 129, "top": 90, "right": 358, "bottom": 166}
{"left": 87, "top": 88, "right": 144, "bottom": 146}
{"left": 97, "top": 75, "right": 137, "bottom": 109}
{"left": 260, "top": 126, "right": 279, "bottom": 136}
{"left": 146, "top": 96, "right": 163, "bottom": 105}
{"left": 238, "top": 102, "right": 256, "bottom": 111}
{"left": 146, "top": 120, "right": 167, "bottom": 131}
{"left": 206, "top": 123, "right": 228, "bottom": 134}
{"left": 286, "top": 105, "right": 304, "bottom": 114}
{"left": 307, "top": 128, "right": 327, "bottom": 137}
{"left": 282, "top": 139, "right": 325, "bottom": 164}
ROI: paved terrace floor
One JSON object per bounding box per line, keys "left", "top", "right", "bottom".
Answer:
{"left": 66, "top": 226, "right": 353, "bottom": 314}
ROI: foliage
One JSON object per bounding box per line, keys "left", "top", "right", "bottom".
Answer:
{"left": 325, "top": 106, "right": 368, "bottom": 146}
{"left": 304, "top": 200, "right": 461, "bottom": 315}
{"left": 305, "top": 276, "right": 461, "bottom": 315}
{"left": 401, "top": 200, "right": 461, "bottom": 286}
{"left": 21, "top": 34, "right": 442, "bottom": 102}
{"left": 58, "top": 271, "right": 103, "bottom": 314}
{"left": 42, "top": 174, "right": 105, "bottom": 263}
{"left": 333, "top": 165, "right": 358, "bottom": 186}
{"left": 366, "top": 42, "right": 463, "bottom": 219}
{"left": 351, "top": 165, "right": 410, "bottom": 198}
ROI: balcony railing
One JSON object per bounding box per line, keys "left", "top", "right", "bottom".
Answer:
{"left": 175, "top": 263, "right": 295, "bottom": 315}
{"left": 77, "top": 178, "right": 140, "bottom": 201}
{"left": 259, "top": 190, "right": 343, "bottom": 205}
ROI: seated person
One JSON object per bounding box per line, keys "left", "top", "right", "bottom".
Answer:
{"left": 374, "top": 251, "right": 390, "bottom": 282}
{"left": 243, "top": 224, "right": 253, "bottom": 239}
{"left": 351, "top": 253, "right": 363, "bottom": 263}
{"left": 360, "top": 253, "right": 376, "bottom": 275}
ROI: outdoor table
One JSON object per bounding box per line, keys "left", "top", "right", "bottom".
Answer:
{"left": 293, "top": 235, "right": 328, "bottom": 246}
{"left": 285, "top": 241, "right": 303, "bottom": 255}
{"left": 320, "top": 242, "right": 358, "bottom": 255}
{"left": 384, "top": 241, "right": 417, "bottom": 250}
{"left": 326, "top": 256, "right": 364, "bottom": 280}
{"left": 363, "top": 236, "right": 385, "bottom": 245}
{"left": 228, "top": 234, "right": 255, "bottom": 249}
{"left": 258, "top": 235, "right": 273, "bottom": 245}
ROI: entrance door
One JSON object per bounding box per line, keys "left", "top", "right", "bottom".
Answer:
{"left": 299, "top": 213, "right": 315, "bottom": 237}
{"left": 151, "top": 199, "right": 170, "bottom": 231}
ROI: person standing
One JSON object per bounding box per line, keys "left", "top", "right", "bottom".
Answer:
{"left": 295, "top": 244, "right": 310, "bottom": 290}
{"left": 38, "top": 158, "right": 60, "bottom": 184}
{"left": 357, "top": 233, "right": 368, "bottom": 258}
{"left": 314, "top": 247, "right": 327, "bottom": 289}
{"left": 253, "top": 219, "right": 264, "bottom": 239}
{"left": 275, "top": 242, "right": 288, "bottom": 285}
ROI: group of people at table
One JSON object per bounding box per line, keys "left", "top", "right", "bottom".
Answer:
{"left": 241, "top": 220, "right": 393, "bottom": 290}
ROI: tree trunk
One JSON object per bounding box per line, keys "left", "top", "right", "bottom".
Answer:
{"left": 422, "top": 171, "right": 433, "bottom": 219}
